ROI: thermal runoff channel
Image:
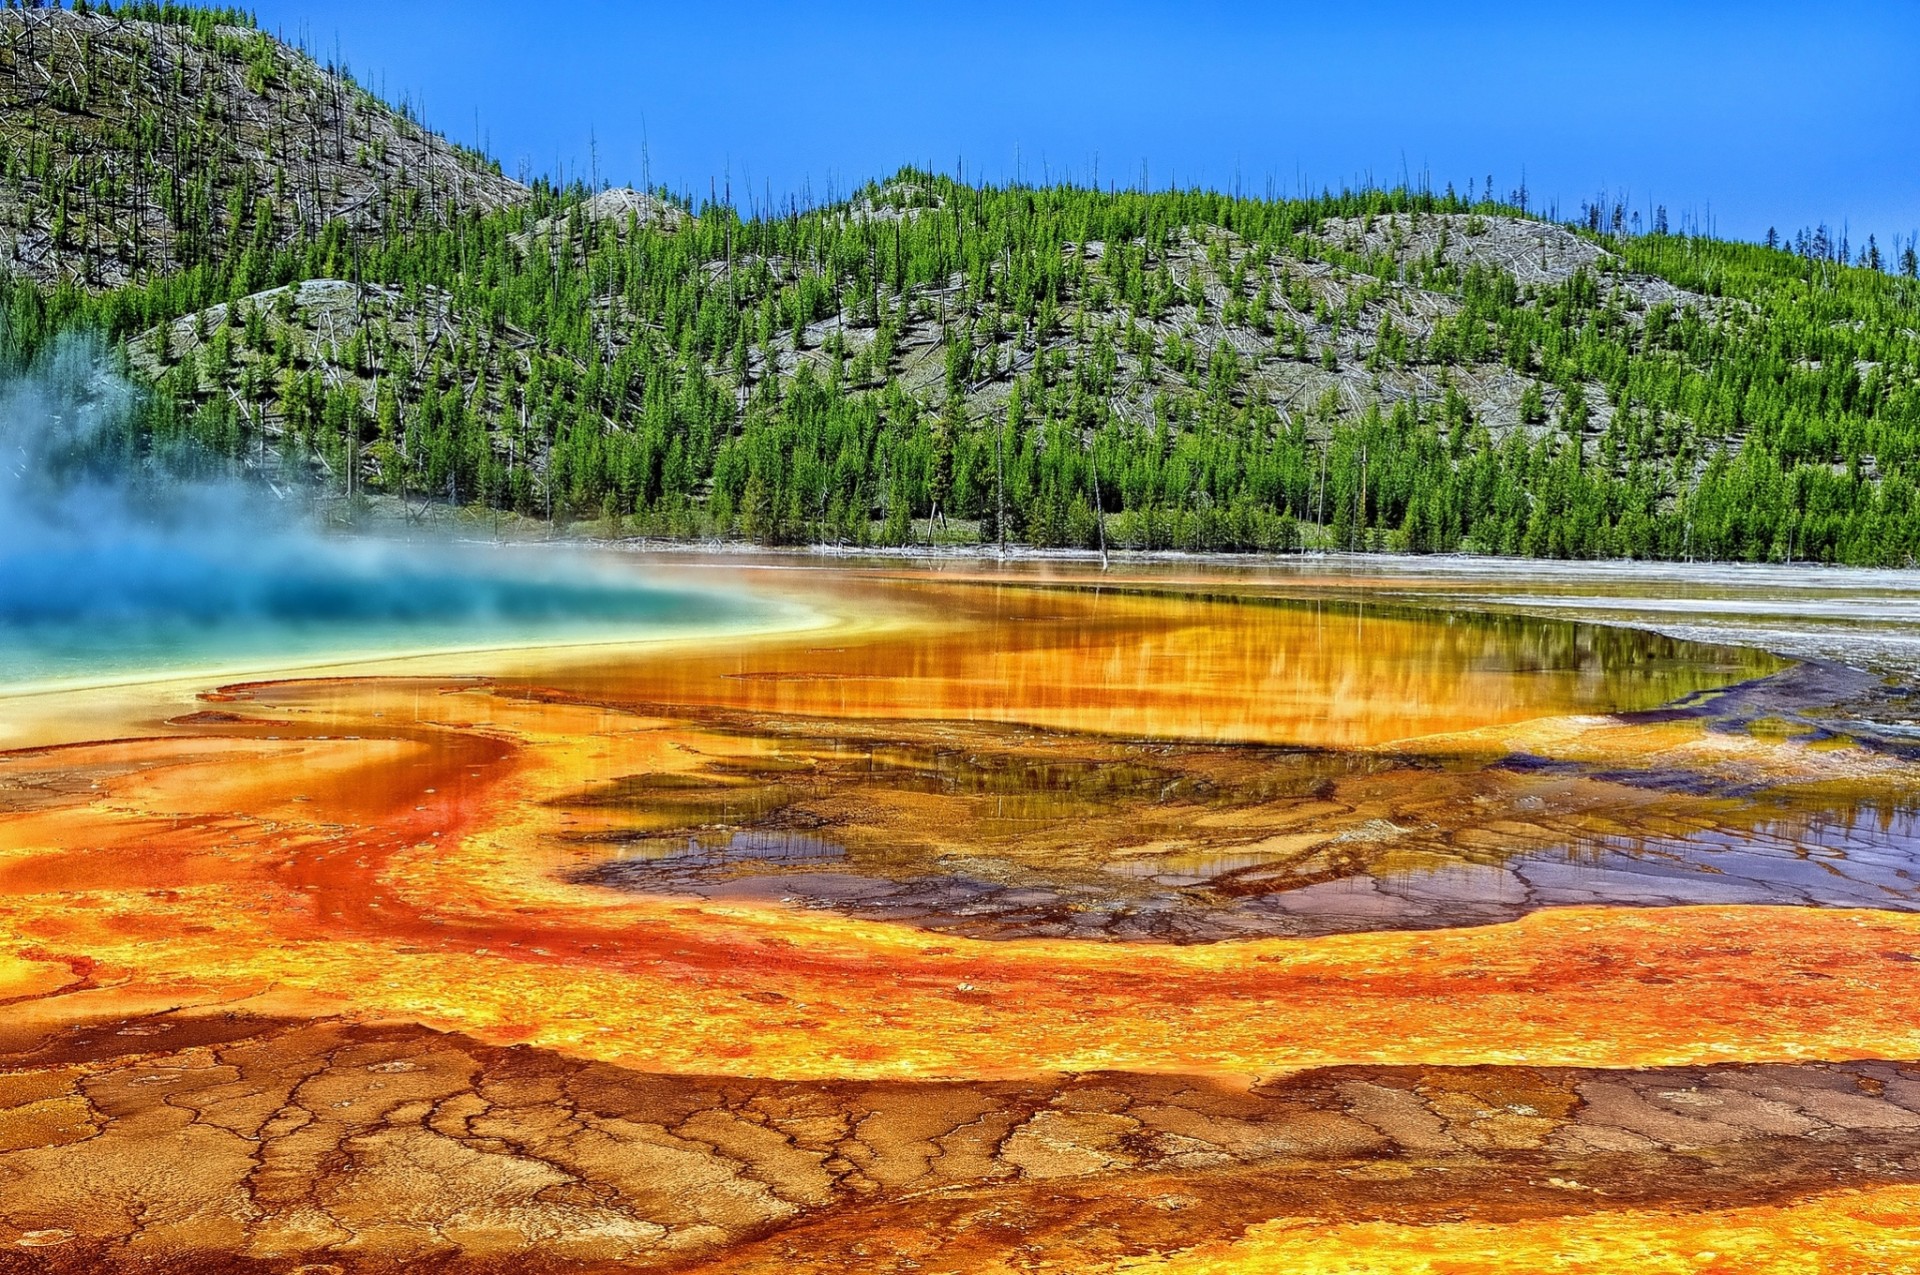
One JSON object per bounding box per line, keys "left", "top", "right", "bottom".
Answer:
{"left": 0, "top": 335, "right": 782, "bottom": 687}
{"left": 5, "top": 558, "right": 1920, "bottom": 1274}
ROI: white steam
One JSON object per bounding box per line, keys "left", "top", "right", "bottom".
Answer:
{"left": 0, "top": 332, "right": 747, "bottom": 681}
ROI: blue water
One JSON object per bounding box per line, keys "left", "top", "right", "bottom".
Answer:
{"left": 0, "top": 335, "right": 792, "bottom": 690}
{"left": 0, "top": 542, "right": 780, "bottom": 690}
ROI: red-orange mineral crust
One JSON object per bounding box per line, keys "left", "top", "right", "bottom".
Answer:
{"left": 2, "top": 566, "right": 1917, "bottom": 1272}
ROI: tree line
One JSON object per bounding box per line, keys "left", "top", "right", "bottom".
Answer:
{"left": 2, "top": 5, "right": 1917, "bottom": 564}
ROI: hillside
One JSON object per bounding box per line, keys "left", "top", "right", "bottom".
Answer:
{"left": 2, "top": 4, "right": 1918, "bottom": 565}
{"left": 0, "top": 4, "right": 525, "bottom": 287}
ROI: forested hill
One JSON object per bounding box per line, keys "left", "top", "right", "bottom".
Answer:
{"left": 0, "top": 3, "right": 524, "bottom": 287}
{"left": 5, "top": 5, "right": 1920, "bottom": 564}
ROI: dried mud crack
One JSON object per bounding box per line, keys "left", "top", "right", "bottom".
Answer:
{"left": 6, "top": 1014, "right": 1920, "bottom": 1272}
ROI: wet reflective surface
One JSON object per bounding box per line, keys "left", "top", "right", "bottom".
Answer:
{"left": 575, "top": 734, "right": 1920, "bottom": 941}
{"left": 3, "top": 559, "right": 1920, "bottom": 1273}
{"left": 513, "top": 576, "right": 1772, "bottom": 747}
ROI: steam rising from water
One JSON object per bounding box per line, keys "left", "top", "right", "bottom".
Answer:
{"left": 0, "top": 334, "right": 754, "bottom": 685}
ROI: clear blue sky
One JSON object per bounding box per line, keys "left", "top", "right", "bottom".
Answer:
{"left": 249, "top": 0, "right": 1917, "bottom": 249}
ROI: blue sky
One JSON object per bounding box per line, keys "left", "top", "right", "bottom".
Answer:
{"left": 249, "top": 1, "right": 1917, "bottom": 249}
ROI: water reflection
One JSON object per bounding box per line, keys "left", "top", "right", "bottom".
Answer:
{"left": 520, "top": 573, "right": 1909, "bottom": 942}
{"left": 583, "top": 769, "right": 1920, "bottom": 942}
{"left": 521, "top": 579, "right": 1777, "bottom": 750}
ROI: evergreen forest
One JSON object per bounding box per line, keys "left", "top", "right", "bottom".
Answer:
{"left": 5, "top": 2, "right": 1920, "bottom": 564}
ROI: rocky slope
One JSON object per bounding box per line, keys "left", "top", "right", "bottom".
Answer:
{"left": 0, "top": 6, "right": 526, "bottom": 286}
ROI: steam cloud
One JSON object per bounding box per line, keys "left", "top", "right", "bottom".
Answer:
{"left": 0, "top": 332, "right": 743, "bottom": 681}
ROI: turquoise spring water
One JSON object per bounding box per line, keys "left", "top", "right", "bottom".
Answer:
{"left": 0, "top": 541, "right": 786, "bottom": 692}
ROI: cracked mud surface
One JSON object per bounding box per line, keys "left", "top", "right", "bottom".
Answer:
{"left": 8, "top": 1013, "right": 1920, "bottom": 1272}
{"left": 5, "top": 564, "right": 1920, "bottom": 1271}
